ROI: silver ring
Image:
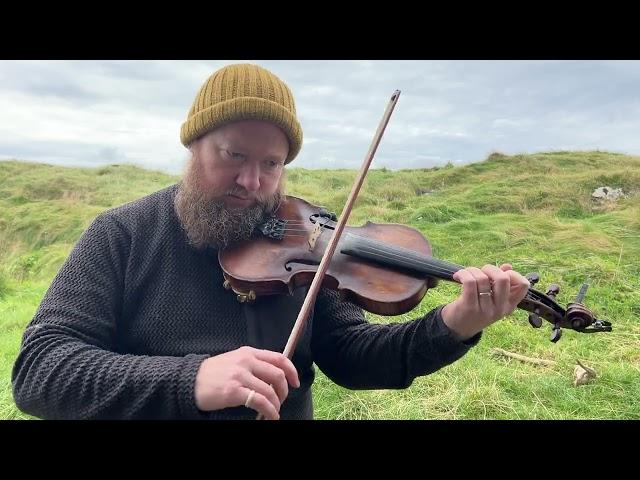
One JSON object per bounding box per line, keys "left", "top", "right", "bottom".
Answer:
{"left": 245, "top": 389, "right": 256, "bottom": 408}
{"left": 478, "top": 291, "right": 492, "bottom": 297}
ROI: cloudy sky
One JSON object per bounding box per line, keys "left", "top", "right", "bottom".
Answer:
{"left": 1, "top": 60, "right": 639, "bottom": 174}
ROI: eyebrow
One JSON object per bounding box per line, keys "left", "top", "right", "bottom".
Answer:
{"left": 216, "top": 135, "right": 286, "bottom": 160}
{"left": 263, "top": 155, "right": 286, "bottom": 164}
{"left": 221, "top": 143, "right": 285, "bottom": 163}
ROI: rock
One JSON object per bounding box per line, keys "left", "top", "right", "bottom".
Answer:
{"left": 573, "top": 360, "right": 597, "bottom": 386}
{"left": 592, "top": 186, "right": 625, "bottom": 201}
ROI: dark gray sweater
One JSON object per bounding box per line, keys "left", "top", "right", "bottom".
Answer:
{"left": 12, "top": 185, "right": 480, "bottom": 420}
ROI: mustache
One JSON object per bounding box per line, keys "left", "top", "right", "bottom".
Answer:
{"left": 223, "top": 185, "right": 282, "bottom": 214}
{"left": 225, "top": 185, "right": 252, "bottom": 199}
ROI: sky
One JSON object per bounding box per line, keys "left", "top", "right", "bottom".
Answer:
{"left": 1, "top": 60, "right": 639, "bottom": 175}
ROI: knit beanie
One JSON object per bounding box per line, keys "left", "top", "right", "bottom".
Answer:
{"left": 180, "top": 63, "right": 303, "bottom": 164}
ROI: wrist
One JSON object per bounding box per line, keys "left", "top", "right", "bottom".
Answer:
{"left": 441, "top": 303, "right": 480, "bottom": 342}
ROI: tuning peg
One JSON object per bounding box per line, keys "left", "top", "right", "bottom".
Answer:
{"left": 526, "top": 272, "right": 540, "bottom": 286}
{"left": 546, "top": 283, "right": 560, "bottom": 299}
{"left": 550, "top": 326, "right": 563, "bottom": 343}
{"left": 528, "top": 313, "right": 543, "bottom": 328}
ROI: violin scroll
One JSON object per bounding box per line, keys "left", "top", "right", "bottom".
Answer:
{"left": 520, "top": 273, "right": 612, "bottom": 342}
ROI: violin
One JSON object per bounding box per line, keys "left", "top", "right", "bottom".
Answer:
{"left": 219, "top": 195, "right": 612, "bottom": 343}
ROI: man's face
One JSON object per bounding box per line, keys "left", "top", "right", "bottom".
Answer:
{"left": 174, "top": 120, "right": 290, "bottom": 250}
{"left": 191, "top": 120, "right": 289, "bottom": 208}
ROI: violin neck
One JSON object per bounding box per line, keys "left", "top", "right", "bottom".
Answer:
{"left": 340, "top": 233, "right": 463, "bottom": 281}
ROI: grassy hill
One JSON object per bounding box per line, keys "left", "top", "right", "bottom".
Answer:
{"left": 1, "top": 151, "right": 639, "bottom": 419}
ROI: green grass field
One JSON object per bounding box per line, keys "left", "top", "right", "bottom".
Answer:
{"left": 1, "top": 151, "right": 638, "bottom": 419}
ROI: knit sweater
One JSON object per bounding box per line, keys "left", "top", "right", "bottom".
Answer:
{"left": 12, "top": 185, "right": 480, "bottom": 420}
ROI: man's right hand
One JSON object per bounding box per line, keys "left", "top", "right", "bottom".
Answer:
{"left": 194, "top": 346, "right": 300, "bottom": 420}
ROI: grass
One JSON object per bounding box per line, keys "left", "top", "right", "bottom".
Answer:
{"left": 1, "top": 150, "right": 639, "bottom": 419}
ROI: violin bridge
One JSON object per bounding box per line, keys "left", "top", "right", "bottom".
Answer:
{"left": 308, "top": 222, "right": 323, "bottom": 251}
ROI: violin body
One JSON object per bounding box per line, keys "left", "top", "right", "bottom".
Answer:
{"left": 219, "top": 196, "right": 438, "bottom": 315}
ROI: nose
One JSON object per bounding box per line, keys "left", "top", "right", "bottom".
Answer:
{"left": 235, "top": 162, "right": 261, "bottom": 193}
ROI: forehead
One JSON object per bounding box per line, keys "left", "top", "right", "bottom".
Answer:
{"left": 209, "top": 120, "right": 289, "bottom": 151}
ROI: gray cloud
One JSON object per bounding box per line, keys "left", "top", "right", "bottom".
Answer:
{"left": 1, "top": 60, "right": 639, "bottom": 174}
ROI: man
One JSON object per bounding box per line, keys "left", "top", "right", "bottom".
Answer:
{"left": 12, "top": 63, "right": 530, "bottom": 420}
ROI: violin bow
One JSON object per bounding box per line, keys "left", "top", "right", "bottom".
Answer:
{"left": 255, "top": 90, "right": 402, "bottom": 420}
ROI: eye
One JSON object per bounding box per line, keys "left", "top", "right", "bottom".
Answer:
{"left": 265, "top": 159, "right": 284, "bottom": 171}
{"left": 225, "top": 150, "right": 246, "bottom": 161}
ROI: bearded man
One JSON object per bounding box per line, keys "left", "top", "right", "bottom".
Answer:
{"left": 12, "top": 63, "right": 530, "bottom": 420}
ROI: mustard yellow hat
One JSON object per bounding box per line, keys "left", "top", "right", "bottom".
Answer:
{"left": 180, "top": 63, "right": 303, "bottom": 164}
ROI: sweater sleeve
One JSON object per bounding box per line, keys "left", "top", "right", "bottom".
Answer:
{"left": 310, "top": 288, "right": 481, "bottom": 390}
{"left": 11, "top": 214, "right": 209, "bottom": 420}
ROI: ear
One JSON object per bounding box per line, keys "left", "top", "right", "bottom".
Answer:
{"left": 187, "top": 138, "right": 202, "bottom": 156}
{"left": 187, "top": 143, "right": 197, "bottom": 159}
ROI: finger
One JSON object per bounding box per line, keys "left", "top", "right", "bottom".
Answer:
{"left": 251, "top": 360, "right": 289, "bottom": 404}
{"left": 481, "top": 265, "right": 511, "bottom": 314}
{"left": 506, "top": 270, "right": 531, "bottom": 302}
{"left": 466, "top": 267, "right": 492, "bottom": 298}
{"left": 500, "top": 263, "right": 513, "bottom": 272}
{"left": 453, "top": 268, "right": 482, "bottom": 307}
{"left": 253, "top": 349, "right": 301, "bottom": 388}
{"left": 242, "top": 387, "right": 279, "bottom": 420}
{"left": 243, "top": 374, "right": 282, "bottom": 414}
{"left": 481, "top": 265, "right": 510, "bottom": 297}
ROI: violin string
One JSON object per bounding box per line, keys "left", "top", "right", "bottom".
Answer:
{"left": 269, "top": 226, "right": 330, "bottom": 232}
{"left": 274, "top": 227, "right": 545, "bottom": 304}
{"left": 346, "top": 236, "right": 546, "bottom": 299}
{"left": 348, "top": 244, "right": 545, "bottom": 304}
{"left": 264, "top": 220, "right": 327, "bottom": 224}
{"left": 264, "top": 220, "right": 334, "bottom": 226}
{"left": 277, "top": 228, "right": 467, "bottom": 279}
{"left": 353, "top": 245, "right": 459, "bottom": 279}
{"left": 328, "top": 232, "right": 460, "bottom": 277}
{"left": 346, "top": 235, "right": 462, "bottom": 276}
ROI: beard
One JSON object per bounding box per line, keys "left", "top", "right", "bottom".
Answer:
{"left": 174, "top": 158, "right": 283, "bottom": 250}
